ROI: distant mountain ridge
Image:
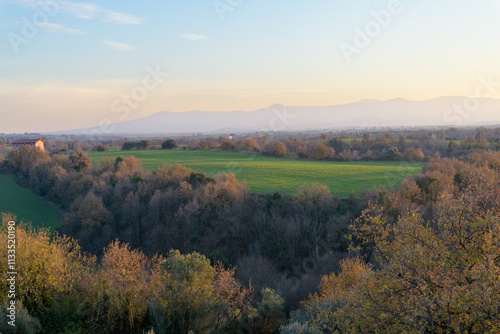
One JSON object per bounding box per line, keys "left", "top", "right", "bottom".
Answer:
{"left": 51, "top": 97, "right": 500, "bottom": 135}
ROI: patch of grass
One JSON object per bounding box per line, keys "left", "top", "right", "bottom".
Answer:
{"left": 89, "top": 150, "right": 423, "bottom": 198}
{"left": 0, "top": 174, "right": 61, "bottom": 229}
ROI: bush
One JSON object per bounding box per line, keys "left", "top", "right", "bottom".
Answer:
{"left": 93, "top": 143, "right": 108, "bottom": 152}
{"left": 266, "top": 140, "right": 287, "bottom": 157}
{"left": 69, "top": 150, "right": 91, "bottom": 172}
{"left": 122, "top": 140, "right": 150, "bottom": 151}
{"left": 295, "top": 183, "right": 331, "bottom": 205}
{"left": 161, "top": 139, "right": 177, "bottom": 150}
{"left": 384, "top": 147, "right": 401, "bottom": 161}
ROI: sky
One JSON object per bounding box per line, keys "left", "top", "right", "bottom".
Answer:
{"left": 1, "top": 0, "right": 500, "bottom": 132}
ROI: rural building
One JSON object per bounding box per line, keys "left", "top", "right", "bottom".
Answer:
{"left": 12, "top": 139, "right": 45, "bottom": 151}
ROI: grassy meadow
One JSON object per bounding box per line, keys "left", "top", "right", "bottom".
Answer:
{"left": 89, "top": 150, "right": 423, "bottom": 197}
{"left": 0, "top": 174, "right": 62, "bottom": 229}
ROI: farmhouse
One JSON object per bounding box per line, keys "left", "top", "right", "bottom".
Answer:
{"left": 12, "top": 139, "right": 45, "bottom": 151}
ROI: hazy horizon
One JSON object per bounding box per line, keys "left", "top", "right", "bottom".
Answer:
{"left": 2, "top": 0, "right": 500, "bottom": 132}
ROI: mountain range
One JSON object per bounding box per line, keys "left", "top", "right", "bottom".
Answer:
{"left": 53, "top": 97, "right": 500, "bottom": 135}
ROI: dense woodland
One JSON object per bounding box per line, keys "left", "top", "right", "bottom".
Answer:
{"left": 1, "top": 131, "right": 500, "bottom": 333}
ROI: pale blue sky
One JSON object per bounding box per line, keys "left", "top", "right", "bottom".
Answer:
{"left": 1, "top": 0, "right": 500, "bottom": 132}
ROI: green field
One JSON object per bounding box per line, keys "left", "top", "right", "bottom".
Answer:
{"left": 0, "top": 174, "right": 62, "bottom": 229}
{"left": 89, "top": 150, "right": 423, "bottom": 198}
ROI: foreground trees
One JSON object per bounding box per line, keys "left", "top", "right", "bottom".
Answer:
{"left": 283, "top": 165, "right": 500, "bottom": 333}
{"left": 150, "top": 250, "right": 255, "bottom": 333}
{"left": 0, "top": 215, "right": 280, "bottom": 333}
{"left": 0, "top": 213, "right": 96, "bottom": 333}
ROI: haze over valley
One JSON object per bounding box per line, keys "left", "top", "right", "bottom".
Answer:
{"left": 55, "top": 97, "right": 500, "bottom": 135}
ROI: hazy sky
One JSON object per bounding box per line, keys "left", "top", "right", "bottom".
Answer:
{"left": 1, "top": 0, "right": 500, "bottom": 132}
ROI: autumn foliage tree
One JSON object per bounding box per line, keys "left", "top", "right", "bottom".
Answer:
{"left": 86, "top": 240, "right": 157, "bottom": 333}
{"left": 0, "top": 215, "right": 263, "bottom": 333}
{"left": 266, "top": 140, "right": 287, "bottom": 157}
{"left": 8, "top": 146, "right": 49, "bottom": 172}
{"left": 149, "top": 250, "right": 255, "bottom": 333}
{"left": 0, "top": 213, "right": 96, "bottom": 333}
{"left": 285, "top": 166, "right": 500, "bottom": 333}
{"left": 69, "top": 150, "right": 92, "bottom": 172}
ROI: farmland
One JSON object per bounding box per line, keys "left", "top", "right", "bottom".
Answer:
{"left": 89, "top": 150, "right": 423, "bottom": 197}
{"left": 0, "top": 174, "right": 62, "bottom": 229}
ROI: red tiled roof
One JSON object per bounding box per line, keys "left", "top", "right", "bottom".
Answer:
{"left": 12, "top": 139, "right": 44, "bottom": 144}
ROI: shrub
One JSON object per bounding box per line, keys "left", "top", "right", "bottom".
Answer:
{"left": 266, "top": 140, "right": 287, "bottom": 157}
{"left": 161, "top": 139, "right": 178, "bottom": 150}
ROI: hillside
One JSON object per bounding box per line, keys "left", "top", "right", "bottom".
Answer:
{"left": 53, "top": 97, "right": 500, "bottom": 135}
{"left": 0, "top": 174, "right": 61, "bottom": 229}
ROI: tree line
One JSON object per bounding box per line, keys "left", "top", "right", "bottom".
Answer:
{"left": 109, "top": 127, "right": 500, "bottom": 164}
